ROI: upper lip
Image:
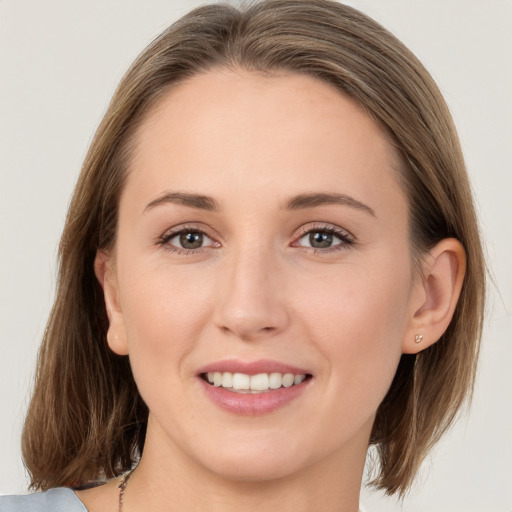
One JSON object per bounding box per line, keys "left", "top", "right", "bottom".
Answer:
{"left": 197, "top": 359, "right": 311, "bottom": 376}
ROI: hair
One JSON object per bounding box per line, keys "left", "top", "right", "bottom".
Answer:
{"left": 22, "top": 0, "right": 485, "bottom": 497}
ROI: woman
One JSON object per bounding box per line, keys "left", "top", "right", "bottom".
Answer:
{"left": 0, "top": 1, "right": 485, "bottom": 511}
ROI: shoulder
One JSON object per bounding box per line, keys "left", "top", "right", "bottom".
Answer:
{"left": 0, "top": 488, "right": 88, "bottom": 512}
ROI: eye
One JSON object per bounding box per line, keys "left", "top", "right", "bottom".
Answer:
{"left": 158, "top": 227, "right": 218, "bottom": 254}
{"left": 171, "top": 231, "right": 209, "bottom": 249}
{"left": 302, "top": 230, "right": 337, "bottom": 249}
{"left": 294, "top": 225, "right": 354, "bottom": 252}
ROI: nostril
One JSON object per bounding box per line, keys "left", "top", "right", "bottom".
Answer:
{"left": 217, "top": 321, "right": 281, "bottom": 341}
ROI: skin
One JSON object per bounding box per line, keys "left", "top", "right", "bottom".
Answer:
{"left": 80, "top": 69, "right": 465, "bottom": 512}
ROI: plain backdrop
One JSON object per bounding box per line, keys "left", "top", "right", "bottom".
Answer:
{"left": 0, "top": 1, "right": 511, "bottom": 510}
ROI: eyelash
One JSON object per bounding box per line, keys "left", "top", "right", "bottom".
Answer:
{"left": 157, "top": 225, "right": 218, "bottom": 255}
{"left": 156, "top": 223, "right": 355, "bottom": 255}
{"left": 293, "top": 224, "right": 355, "bottom": 254}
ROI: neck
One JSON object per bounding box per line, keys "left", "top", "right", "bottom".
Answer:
{"left": 126, "top": 417, "right": 369, "bottom": 512}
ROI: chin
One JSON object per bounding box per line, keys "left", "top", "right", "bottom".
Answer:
{"left": 200, "top": 449, "right": 307, "bottom": 483}
{"left": 186, "top": 426, "right": 325, "bottom": 484}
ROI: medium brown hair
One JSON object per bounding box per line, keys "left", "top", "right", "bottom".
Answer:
{"left": 22, "top": 0, "right": 485, "bottom": 497}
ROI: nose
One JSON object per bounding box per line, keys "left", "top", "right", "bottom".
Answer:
{"left": 213, "top": 245, "right": 290, "bottom": 341}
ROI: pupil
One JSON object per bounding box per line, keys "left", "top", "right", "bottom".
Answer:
{"left": 180, "top": 232, "right": 203, "bottom": 249}
{"left": 310, "top": 231, "right": 332, "bottom": 248}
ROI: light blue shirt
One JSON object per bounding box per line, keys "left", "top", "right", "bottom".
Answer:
{"left": 0, "top": 488, "right": 87, "bottom": 512}
{"left": 0, "top": 488, "right": 366, "bottom": 511}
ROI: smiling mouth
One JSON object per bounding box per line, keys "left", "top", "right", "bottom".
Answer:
{"left": 200, "top": 372, "right": 312, "bottom": 393}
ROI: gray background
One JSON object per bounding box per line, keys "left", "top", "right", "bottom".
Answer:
{"left": 1, "top": 1, "right": 511, "bottom": 510}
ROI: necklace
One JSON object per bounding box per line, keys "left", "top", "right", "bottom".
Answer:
{"left": 117, "top": 471, "right": 133, "bottom": 512}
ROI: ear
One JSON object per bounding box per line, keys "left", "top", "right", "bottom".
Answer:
{"left": 402, "top": 238, "right": 466, "bottom": 354}
{"left": 94, "top": 250, "right": 129, "bottom": 356}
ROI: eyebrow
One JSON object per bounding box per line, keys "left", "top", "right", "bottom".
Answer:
{"left": 144, "top": 191, "right": 220, "bottom": 212}
{"left": 284, "top": 192, "right": 375, "bottom": 216}
{"left": 144, "top": 191, "right": 374, "bottom": 217}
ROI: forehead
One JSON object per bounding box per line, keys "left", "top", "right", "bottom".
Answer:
{"left": 125, "top": 69, "right": 406, "bottom": 221}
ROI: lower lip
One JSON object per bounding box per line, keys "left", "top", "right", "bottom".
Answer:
{"left": 199, "top": 377, "right": 310, "bottom": 416}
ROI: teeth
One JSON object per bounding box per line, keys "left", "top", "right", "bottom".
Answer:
{"left": 282, "top": 373, "right": 294, "bottom": 387}
{"left": 221, "top": 372, "right": 233, "bottom": 388}
{"left": 204, "top": 372, "right": 307, "bottom": 392}
{"left": 269, "top": 372, "right": 282, "bottom": 389}
{"left": 250, "top": 373, "right": 269, "bottom": 391}
{"left": 232, "top": 373, "right": 250, "bottom": 390}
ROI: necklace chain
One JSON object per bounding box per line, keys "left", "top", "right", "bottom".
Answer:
{"left": 117, "top": 471, "right": 132, "bottom": 512}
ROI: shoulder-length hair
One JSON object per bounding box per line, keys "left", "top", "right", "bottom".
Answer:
{"left": 22, "top": 0, "right": 485, "bottom": 497}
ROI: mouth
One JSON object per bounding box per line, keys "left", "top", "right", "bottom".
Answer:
{"left": 200, "top": 371, "right": 312, "bottom": 394}
{"left": 197, "top": 360, "right": 313, "bottom": 415}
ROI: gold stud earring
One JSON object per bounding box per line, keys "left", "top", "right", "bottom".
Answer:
{"left": 415, "top": 334, "right": 423, "bottom": 344}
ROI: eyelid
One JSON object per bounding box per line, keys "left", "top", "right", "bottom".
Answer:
{"left": 157, "top": 224, "right": 220, "bottom": 254}
{"left": 294, "top": 222, "right": 354, "bottom": 242}
{"left": 291, "top": 222, "right": 355, "bottom": 252}
{"left": 156, "top": 221, "right": 355, "bottom": 255}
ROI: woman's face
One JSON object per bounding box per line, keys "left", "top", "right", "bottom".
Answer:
{"left": 106, "top": 69, "right": 423, "bottom": 481}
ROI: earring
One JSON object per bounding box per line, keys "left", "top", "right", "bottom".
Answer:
{"left": 108, "top": 332, "right": 118, "bottom": 343}
{"left": 415, "top": 334, "right": 423, "bottom": 344}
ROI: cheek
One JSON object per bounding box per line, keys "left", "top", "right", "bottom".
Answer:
{"left": 117, "top": 258, "right": 216, "bottom": 381}
{"left": 295, "top": 259, "right": 411, "bottom": 415}
{"left": 115, "top": 260, "right": 222, "bottom": 430}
